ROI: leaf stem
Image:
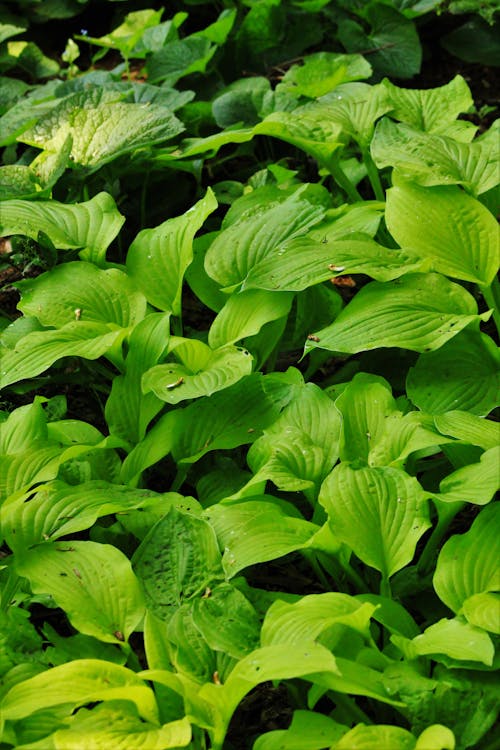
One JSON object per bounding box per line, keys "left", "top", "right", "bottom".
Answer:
{"left": 362, "top": 148, "right": 385, "bottom": 202}
{"left": 480, "top": 277, "right": 500, "bottom": 337}
{"left": 328, "top": 159, "right": 363, "bottom": 203}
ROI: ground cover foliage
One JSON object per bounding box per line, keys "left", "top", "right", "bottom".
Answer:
{"left": 0, "top": 0, "right": 499, "bottom": 747}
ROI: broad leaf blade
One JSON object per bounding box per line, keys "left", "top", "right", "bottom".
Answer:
{"left": 208, "top": 289, "right": 293, "bottom": 348}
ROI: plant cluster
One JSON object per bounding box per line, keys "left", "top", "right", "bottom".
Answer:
{"left": 0, "top": 1, "right": 499, "bottom": 748}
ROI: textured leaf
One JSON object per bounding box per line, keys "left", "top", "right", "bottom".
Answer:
{"left": 205, "top": 186, "right": 325, "bottom": 289}
{"left": 132, "top": 507, "right": 224, "bottom": 620}
{"left": 431, "top": 447, "right": 500, "bottom": 506}
{"left": 16, "top": 541, "right": 145, "bottom": 644}
{"left": 381, "top": 75, "right": 474, "bottom": 136}
{"left": 320, "top": 464, "right": 430, "bottom": 579}
{"left": 126, "top": 189, "right": 217, "bottom": 316}
{"left": 0, "top": 660, "right": 158, "bottom": 724}
{"left": 434, "top": 411, "right": 499, "bottom": 451}
{"left": 0, "top": 446, "right": 63, "bottom": 504}
{"left": 372, "top": 119, "right": 499, "bottom": 196}
{"left": 0, "top": 399, "right": 48, "bottom": 455}
{"left": 305, "top": 273, "right": 487, "bottom": 355}
{"left": 386, "top": 181, "right": 499, "bottom": 285}
{"left": 146, "top": 37, "right": 215, "bottom": 85}
{"left": 462, "top": 593, "right": 500, "bottom": 635}
{"left": 191, "top": 583, "right": 260, "bottom": 658}
{"left": 142, "top": 342, "right": 253, "bottom": 404}
{"left": 407, "top": 330, "right": 500, "bottom": 415}
{"left": 205, "top": 500, "right": 318, "bottom": 577}
{"left": 334, "top": 724, "right": 416, "bottom": 750}
{"left": 0, "top": 323, "right": 125, "bottom": 389}
{"left": 53, "top": 704, "right": 191, "bottom": 750}
{"left": 316, "top": 81, "right": 393, "bottom": 148}
{"left": 244, "top": 236, "right": 423, "bottom": 291}
{"left": 75, "top": 9, "right": 164, "bottom": 56}
{"left": 0, "top": 192, "right": 124, "bottom": 265}
{"left": 208, "top": 289, "right": 293, "bottom": 348}
{"left": 16, "top": 262, "right": 147, "bottom": 328}
{"left": 253, "top": 710, "right": 347, "bottom": 750}
{"left": 282, "top": 52, "right": 371, "bottom": 98}
{"left": 19, "top": 88, "right": 184, "bottom": 172}
{"left": 433, "top": 504, "right": 500, "bottom": 616}
{"left": 408, "top": 617, "right": 494, "bottom": 665}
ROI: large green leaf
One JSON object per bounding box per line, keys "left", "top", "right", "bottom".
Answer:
{"left": 333, "top": 724, "right": 418, "bottom": 750}
{"left": 105, "top": 313, "right": 171, "bottom": 444}
{"left": 243, "top": 236, "right": 424, "bottom": 291}
{"left": 433, "top": 411, "right": 499, "bottom": 451}
{"left": 385, "top": 181, "right": 499, "bottom": 285}
{"left": 126, "top": 189, "right": 217, "bottom": 316}
{"left": 132, "top": 507, "right": 224, "bottom": 620}
{"left": 16, "top": 541, "right": 145, "bottom": 644}
{"left": 0, "top": 398, "right": 48, "bottom": 455}
{"left": 0, "top": 660, "right": 159, "bottom": 724}
{"left": 430, "top": 447, "right": 500, "bottom": 506}
{"left": 406, "top": 330, "right": 500, "bottom": 415}
{"left": 433, "top": 504, "right": 500, "bottom": 617}
{"left": 208, "top": 289, "right": 293, "bottom": 348}
{"left": 53, "top": 704, "right": 191, "bottom": 750}
{"left": 0, "top": 192, "right": 124, "bottom": 265}
{"left": 254, "top": 710, "right": 347, "bottom": 750}
{"left": 0, "top": 323, "right": 126, "bottom": 390}
{"left": 146, "top": 37, "right": 215, "bottom": 86}
{"left": 380, "top": 75, "right": 474, "bottom": 137}
{"left": 142, "top": 340, "right": 253, "bottom": 404}
{"left": 75, "top": 9, "right": 164, "bottom": 57}
{"left": 305, "top": 273, "right": 488, "bottom": 355}
{"left": 372, "top": 119, "right": 499, "bottom": 196}
{"left": 401, "top": 617, "right": 494, "bottom": 665}
{"left": 0, "top": 445, "right": 64, "bottom": 505}
{"left": 205, "top": 186, "right": 325, "bottom": 290}
{"left": 320, "top": 464, "right": 430, "bottom": 580}
{"left": 205, "top": 500, "right": 318, "bottom": 577}
{"left": 281, "top": 52, "right": 371, "bottom": 98}
{"left": 19, "top": 88, "right": 184, "bottom": 173}
{"left": 16, "top": 262, "right": 147, "bottom": 329}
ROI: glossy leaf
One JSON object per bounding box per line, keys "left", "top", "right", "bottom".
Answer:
{"left": 433, "top": 411, "right": 499, "bottom": 451}
{"left": 126, "top": 189, "right": 217, "bottom": 316}
{"left": 333, "top": 724, "right": 416, "bottom": 750}
{"left": 282, "top": 52, "right": 371, "bottom": 98}
{"left": 320, "top": 464, "right": 430, "bottom": 579}
{"left": 407, "top": 330, "right": 500, "bottom": 416}
{"left": 191, "top": 583, "right": 260, "bottom": 658}
{"left": 407, "top": 617, "right": 494, "bottom": 665}
{"left": 0, "top": 192, "right": 124, "bottom": 265}
{"left": 16, "top": 541, "right": 145, "bottom": 644}
{"left": 305, "top": 273, "right": 488, "bottom": 355}
{"left": 386, "top": 181, "right": 499, "bottom": 285}
{"left": 317, "top": 81, "right": 393, "bottom": 148}
{"left": 253, "top": 710, "right": 347, "bottom": 750}
{"left": 430, "top": 447, "right": 500, "bottom": 506}
{"left": 208, "top": 289, "right": 293, "bottom": 348}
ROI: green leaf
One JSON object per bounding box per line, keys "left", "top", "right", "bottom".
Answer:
{"left": 0, "top": 323, "right": 126, "bottom": 390}
{"left": 0, "top": 398, "right": 48, "bottom": 454}
{"left": 380, "top": 75, "right": 473, "bottom": 136}
{"left": 208, "top": 289, "right": 293, "bottom": 348}
{"left": 244, "top": 236, "right": 424, "bottom": 292}
{"left": 462, "top": 593, "right": 500, "bottom": 635}
{"left": 261, "top": 593, "right": 376, "bottom": 646}
{"left": 433, "top": 504, "right": 500, "bottom": 616}
{"left": 205, "top": 186, "right": 325, "bottom": 290}
{"left": 433, "top": 411, "right": 499, "bottom": 451}
{"left": 16, "top": 262, "right": 147, "bottom": 329}
{"left": 7, "top": 40, "right": 60, "bottom": 78}
{"left": 75, "top": 9, "right": 164, "bottom": 56}
{"left": 254, "top": 710, "right": 347, "bottom": 750}
{"left": 105, "top": 313, "right": 171, "bottom": 444}
{"left": 372, "top": 118, "right": 499, "bottom": 196}
{"left": 0, "top": 446, "right": 62, "bottom": 504}
{"left": 146, "top": 36, "right": 215, "bottom": 85}
{"left": 0, "top": 192, "right": 124, "bottom": 265}
{"left": 132, "top": 507, "right": 224, "bottom": 621}
{"left": 386, "top": 181, "right": 499, "bottom": 285}
{"left": 142, "top": 341, "right": 253, "bottom": 405}
{"left": 406, "top": 330, "right": 500, "bottom": 415}
{"left": 16, "top": 541, "right": 145, "bottom": 644}
{"left": 167, "top": 604, "right": 216, "bottom": 682}
{"left": 0, "top": 660, "right": 159, "bottom": 724}
{"left": 333, "top": 724, "right": 416, "bottom": 750}
{"left": 53, "top": 703, "right": 191, "bottom": 750}
{"left": 191, "top": 583, "right": 260, "bottom": 659}
{"left": 19, "top": 88, "right": 184, "bottom": 173}
{"left": 205, "top": 500, "right": 318, "bottom": 577}
{"left": 406, "top": 617, "right": 494, "bottom": 665}
{"left": 320, "top": 464, "right": 430, "bottom": 579}
{"left": 337, "top": 5, "right": 421, "bottom": 79}
{"left": 316, "top": 82, "right": 393, "bottom": 149}
{"left": 305, "top": 273, "right": 488, "bottom": 355}
{"left": 430, "top": 447, "right": 500, "bottom": 506}
{"left": 282, "top": 52, "right": 371, "bottom": 98}
{"left": 126, "top": 189, "right": 217, "bottom": 316}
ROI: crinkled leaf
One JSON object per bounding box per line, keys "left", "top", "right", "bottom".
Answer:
{"left": 142, "top": 342, "right": 253, "bottom": 404}
{"left": 305, "top": 273, "right": 487, "bottom": 355}
{"left": 0, "top": 323, "right": 126, "bottom": 390}
{"left": 320, "top": 464, "right": 430, "bottom": 579}
{"left": 386, "top": 181, "right": 499, "bottom": 285}
{"left": 0, "top": 660, "right": 158, "bottom": 724}
{"left": 282, "top": 52, "right": 371, "bottom": 98}
{"left": 433, "top": 504, "right": 500, "bottom": 616}
{"left": 132, "top": 507, "right": 224, "bottom": 621}
{"left": 16, "top": 541, "right": 145, "bottom": 644}
{"left": 19, "top": 88, "right": 184, "bottom": 173}
{"left": 126, "top": 189, "right": 217, "bottom": 316}
{"left": 208, "top": 289, "right": 293, "bottom": 348}
{"left": 372, "top": 119, "right": 499, "bottom": 196}
{"left": 16, "top": 261, "right": 147, "bottom": 329}
{"left": 0, "top": 191, "right": 124, "bottom": 265}
{"left": 407, "top": 330, "right": 500, "bottom": 415}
